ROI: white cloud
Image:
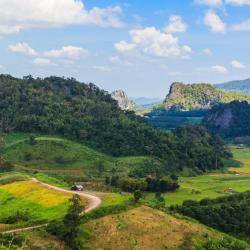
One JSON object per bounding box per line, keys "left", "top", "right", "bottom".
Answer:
{"left": 93, "top": 66, "right": 111, "bottom": 72}
{"left": 203, "top": 48, "right": 212, "bottom": 55}
{"left": 204, "top": 10, "right": 226, "bottom": 33}
{"left": 115, "top": 27, "right": 192, "bottom": 58}
{"left": 0, "top": 0, "right": 124, "bottom": 36}
{"left": 109, "top": 56, "right": 132, "bottom": 66}
{"left": 9, "top": 43, "right": 88, "bottom": 60}
{"left": 226, "top": 0, "right": 250, "bottom": 5}
{"left": 231, "top": 20, "right": 250, "bottom": 31}
{"left": 8, "top": 43, "right": 37, "bottom": 56}
{"left": 0, "top": 25, "right": 23, "bottom": 36}
{"left": 165, "top": 15, "right": 187, "bottom": 33}
{"left": 194, "top": 0, "right": 222, "bottom": 6}
{"left": 114, "top": 41, "right": 136, "bottom": 52}
{"left": 231, "top": 60, "right": 246, "bottom": 69}
{"left": 211, "top": 65, "right": 228, "bottom": 73}
{"left": 33, "top": 58, "right": 52, "bottom": 66}
{"left": 44, "top": 46, "right": 88, "bottom": 59}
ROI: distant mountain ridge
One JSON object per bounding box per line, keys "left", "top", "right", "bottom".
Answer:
{"left": 162, "top": 82, "right": 250, "bottom": 111}
{"left": 214, "top": 78, "right": 250, "bottom": 94}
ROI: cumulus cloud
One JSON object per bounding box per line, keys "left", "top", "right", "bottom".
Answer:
{"left": 114, "top": 41, "right": 136, "bottom": 52}
{"left": 231, "top": 60, "right": 246, "bottom": 69}
{"left": 204, "top": 10, "right": 226, "bottom": 33}
{"left": 0, "top": 0, "right": 124, "bottom": 36}
{"left": 194, "top": 0, "right": 222, "bottom": 6}
{"left": 231, "top": 20, "right": 250, "bottom": 31}
{"left": 165, "top": 15, "right": 187, "bottom": 33}
{"left": 211, "top": 65, "right": 228, "bottom": 73}
{"left": 226, "top": 0, "right": 250, "bottom": 5}
{"left": 44, "top": 46, "right": 88, "bottom": 59}
{"left": 115, "top": 27, "right": 192, "bottom": 58}
{"left": 9, "top": 43, "right": 88, "bottom": 60}
{"left": 33, "top": 58, "right": 52, "bottom": 66}
{"left": 8, "top": 43, "right": 38, "bottom": 56}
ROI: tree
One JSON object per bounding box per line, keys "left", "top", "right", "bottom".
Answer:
{"left": 63, "top": 195, "right": 84, "bottom": 249}
{"left": 29, "top": 135, "right": 36, "bottom": 145}
{"left": 134, "top": 190, "right": 142, "bottom": 203}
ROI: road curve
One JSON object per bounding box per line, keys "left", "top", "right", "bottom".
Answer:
{"left": 1, "top": 178, "right": 102, "bottom": 234}
{"left": 31, "top": 178, "right": 102, "bottom": 213}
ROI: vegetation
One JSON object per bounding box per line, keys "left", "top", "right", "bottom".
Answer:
{"left": 146, "top": 109, "right": 206, "bottom": 130}
{"left": 0, "top": 75, "right": 230, "bottom": 174}
{"left": 0, "top": 180, "right": 84, "bottom": 229}
{"left": 163, "top": 82, "right": 250, "bottom": 111}
{"left": 172, "top": 191, "right": 250, "bottom": 242}
{"left": 214, "top": 78, "right": 250, "bottom": 94}
{"left": 203, "top": 101, "right": 250, "bottom": 140}
{"left": 81, "top": 206, "right": 249, "bottom": 250}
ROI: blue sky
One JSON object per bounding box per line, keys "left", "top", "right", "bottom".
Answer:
{"left": 1, "top": 0, "right": 250, "bottom": 97}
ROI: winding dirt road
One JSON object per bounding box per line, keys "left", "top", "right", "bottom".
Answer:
{"left": 1, "top": 178, "right": 102, "bottom": 234}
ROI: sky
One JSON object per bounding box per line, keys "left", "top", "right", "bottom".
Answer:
{"left": 0, "top": 0, "right": 250, "bottom": 97}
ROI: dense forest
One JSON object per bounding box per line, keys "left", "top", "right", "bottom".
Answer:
{"left": 203, "top": 101, "right": 250, "bottom": 140}
{"left": 172, "top": 191, "right": 250, "bottom": 242}
{"left": 0, "top": 75, "right": 230, "bottom": 173}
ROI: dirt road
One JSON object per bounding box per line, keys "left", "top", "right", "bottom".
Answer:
{"left": 1, "top": 178, "right": 102, "bottom": 234}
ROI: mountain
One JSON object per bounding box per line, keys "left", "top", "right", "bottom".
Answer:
{"left": 111, "top": 90, "right": 135, "bottom": 110}
{"left": 214, "top": 78, "right": 250, "bottom": 94}
{"left": 0, "top": 75, "right": 229, "bottom": 173}
{"left": 203, "top": 100, "right": 250, "bottom": 140}
{"left": 163, "top": 82, "right": 250, "bottom": 111}
{"left": 131, "top": 97, "right": 162, "bottom": 106}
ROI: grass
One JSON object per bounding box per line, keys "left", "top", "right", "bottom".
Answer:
{"left": 2, "top": 132, "right": 156, "bottom": 181}
{"left": 0, "top": 172, "right": 29, "bottom": 185}
{"left": 81, "top": 206, "right": 248, "bottom": 250}
{"left": 228, "top": 146, "right": 250, "bottom": 174}
{"left": 143, "top": 146, "right": 250, "bottom": 206}
{"left": 0, "top": 180, "right": 87, "bottom": 229}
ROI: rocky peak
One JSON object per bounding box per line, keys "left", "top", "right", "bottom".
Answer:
{"left": 111, "top": 90, "right": 135, "bottom": 110}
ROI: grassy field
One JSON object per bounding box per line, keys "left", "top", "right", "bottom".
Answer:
{"left": 2, "top": 133, "right": 156, "bottom": 181}
{"left": 229, "top": 146, "right": 250, "bottom": 174}
{"left": 0, "top": 178, "right": 88, "bottom": 230}
{"left": 143, "top": 147, "right": 250, "bottom": 206}
{"left": 81, "top": 206, "right": 248, "bottom": 250}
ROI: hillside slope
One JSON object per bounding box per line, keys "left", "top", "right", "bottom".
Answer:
{"left": 163, "top": 82, "right": 250, "bottom": 111}
{"left": 203, "top": 101, "right": 250, "bottom": 139}
{"left": 215, "top": 79, "right": 250, "bottom": 94}
{"left": 0, "top": 75, "right": 230, "bottom": 173}
{"left": 82, "top": 206, "right": 249, "bottom": 250}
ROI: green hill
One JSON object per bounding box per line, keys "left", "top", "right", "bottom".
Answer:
{"left": 163, "top": 82, "right": 250, "bottom": 111}
{"left": 2, "top": 133, "right": 161, "bottom": 182}
{"left": 0, "top": 75, "right": 230, "bottom": 174}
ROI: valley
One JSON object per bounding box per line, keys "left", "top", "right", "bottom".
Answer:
{"left": 1, "top": 76, "right": 250, "bottom": 249}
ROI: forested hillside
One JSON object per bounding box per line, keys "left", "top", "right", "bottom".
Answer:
{"left": 203, "top": 101, "right": 250, "bottom": 140}
{"left": 0, "top": 75, "right": 230, "bottom": 173}
{"left": 163, "top": 82, "right": 250, "bottom": 111}
{"left": 173, "top": 191, "right": 250, "bottom": 242}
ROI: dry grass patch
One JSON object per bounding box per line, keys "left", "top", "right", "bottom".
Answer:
{"left": 83, "top": 206, "right": 217, "bottom": 250}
